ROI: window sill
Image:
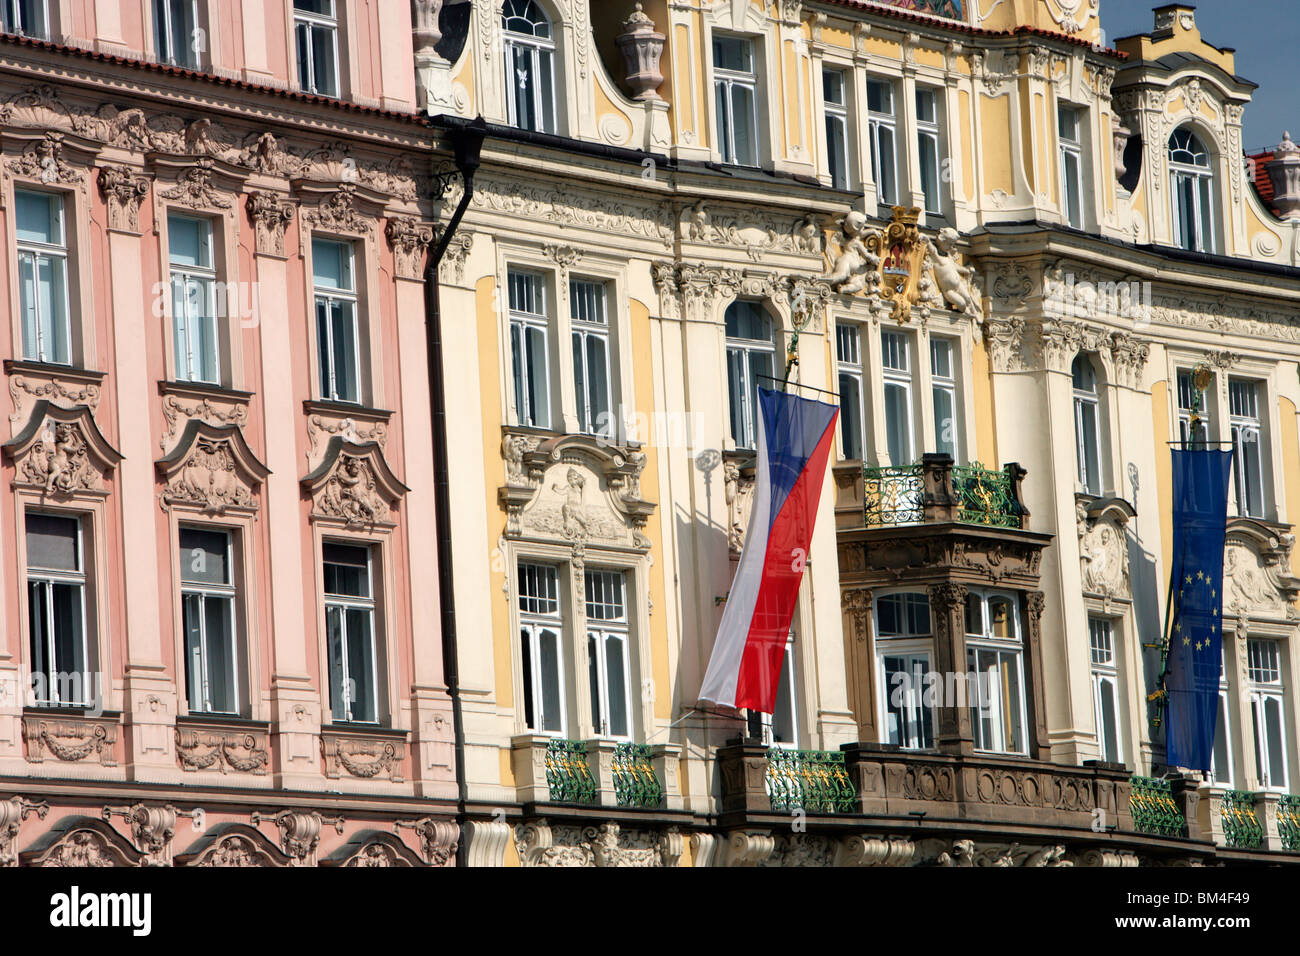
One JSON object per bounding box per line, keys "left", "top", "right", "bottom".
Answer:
{"left": 160, "top": 380, "right": 254, "bottom": 403}
{"left": 303, "top": 398, "right": 392, "bottom": 422}
{"left": 4, "top": 359, "right": 105, "bottom": 384}
{"left": 175, "top": 712, "right": 268, "bottom": 731}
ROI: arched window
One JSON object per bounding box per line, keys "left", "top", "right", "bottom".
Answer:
{"left": 1072, "top": 354, "right": 1102, "bottom": 495}
{"left": 502, "top": 0, "right": 556, "bottom": 134}
{"left": 724, "top": 300, "right": 774, "bottom": 450}
{"left": 1168, "top": 128, "right": 1215, "bottom": 253}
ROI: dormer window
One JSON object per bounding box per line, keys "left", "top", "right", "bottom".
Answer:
{"left": 502, "top": 0, "right": 556, "bottom": 134}
{"left": 1168, "top": 128, "right": 1215, "bottom": 253}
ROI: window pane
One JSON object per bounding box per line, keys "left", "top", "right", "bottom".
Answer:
{"left": 538, "top": 627, "right": 563, "bottom": 734}
{"left": 585, "top": 334, "right": 610, "bottom": 434}
{"left": 714, "top": 78, "right": 730, "bottom": 161}
{"left": 727, "top": 349, "right": 747, "bottom": 446}
{"left": 312, "top": 239, "right": 352, "bottom": 291}
{"left": 323, "top": 543, "right": 370, "bottom": 597}
{"left": 204, "top": 596, "right": 237, "bottom": 713}
{"left": 587, "top": 633, "right": 601, "bottom": 730}
{"left": 1077, "top": 400, "right": 1100, "bottom": 493}
{"left": 315, "top": 298, "right": 332, "bottom": 397}
{"left": 919, "top": 132, "right": 940, "bottom": 213}
{"left": 826, "top": 115, "right": 848, "bottom": 190}
{"left": 329, "top": 299, "right": 358, "bottom": 402}
{"left": 1197, "top": 175, "right": 1214, "bottom": 253}
{"left": 1265, "top": 696, "right": 1286, "bottom": 788}
{"left": 537, "top": 48, "right": 556, "bottom": 134}
{"left": 933, "top": 384, "right": 956, "bottom": 458}
{"left": 838, "top": 371, "right": 862, "bottom": 460}
{"left": 1001, "top": 653, "right": 1024, "bottom": 753}
{"left": 179, "top": 528, "right": 230, "bottom": 585}
{"left": 295, "top": 21, "right": 312, "bottom": 90}
{"left": 771, "top": 649, "right": 796, "bottom": 744}
{"left": 1063, "top": 151, "right": 1082, "bottom": 228}
{"left": 39, "top": 255, "right": 69, "bottom": 364}
{"left": 713, "top": 35, "right": 753, "bottom": 73}
{"left": 605, "top": 635, "right": 629, "bottom": 737}
{"left": 28, "top": 581, "right": 49, "bottom": 690}
{"left": 18, "top": 253, "right": 37, "bottom": 360}
{"left": 327, "top": 605, "right": 348, "bottom": 722}
{"left": 876, "top": 124, "right": 897, "bottom": 204}
{"left": 16, "top": 190, "right": 60, "bottom": 244}
{"left": 866, "top": 80, "right": 891, "bottom": 114}
{"left": 1212, "top": 692, "right": 1231, "bottom": 784}
{"left": 730, "top": 84, "right": 757, "bottom": 167}
{"left": 524, "top": 325, "right": 550, "bottom": 427}
{"left": 51, "top": 582, "right": 85, "bottom": 695}
{"left": 884, "top": 382, "right": 911, "bottom": 465}
{"left": 726, "top": 301, "right": 771, "bottom": 341}
{"left": 182, "top": 592, "right": 205, "bottom": 709}
{"left": 26, "top": 513, "right": 79, "bottom": 571}
{"left": 521, "top": 626, "right": 536, "bottom": 729}
{"left": 168, "top": 215, "right": 211, "bottom": 268}
{"left": 1098, "top": 677, "right": 1119, "bottom": 763}
{"left": 345, "top": 608, "right": 376, "bottom": 722}
{"left": 310, "top": 23, "right": 338, "bottom": 96}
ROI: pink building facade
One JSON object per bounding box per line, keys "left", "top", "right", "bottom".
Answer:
{"left": 0, "top": 1, "right": 458, "bottom": 867}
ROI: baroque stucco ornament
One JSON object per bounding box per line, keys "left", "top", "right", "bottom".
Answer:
{"left": 302, "top": 437, "right": 409, "bottom": 528}
{"left": 156, "top": 420, "right": 269, "bottom": 514}
{"left": 1076, "top": 496, "right": 1134, "bottom": 603}
{"left": 5, "top": 401, "right": 123, "bottom": 497}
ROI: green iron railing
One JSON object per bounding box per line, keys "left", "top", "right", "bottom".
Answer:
{"left": 953, "top": 462, "right": 1022, "bottom": 528}
{"left": 1129, "top": 776, "right": 1186, "bottom": 837}
{"left": 545, "top": 738, "right": 597, "bottom": 804}
{"left": 766, "top": 748, "right": 856, "bottom": 814}
{"left": 863, "top": 463, "right": 924, "bottom": 525}
{"left": 1220, "top": 790, "right": 1264, "bottom": 849}
{"left": 612, "top": 742, "right": 664, "bottom": 809}
{"left": 1279, "top": 795, "right": 1300, "bottom": 852}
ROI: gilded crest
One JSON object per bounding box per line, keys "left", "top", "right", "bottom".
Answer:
{"left": 873, "top": 206, "right": 927, "bottom": 323}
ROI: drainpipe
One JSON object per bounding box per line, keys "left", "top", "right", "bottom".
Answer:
{"left": 424, "top": 115, "right": 486, "bottom": 867}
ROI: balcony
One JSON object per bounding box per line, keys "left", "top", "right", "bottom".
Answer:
{"left": 511, "top": 735, "right": 680, "bottom": 811}
{"left": 837, "top": 454, "right": 1029, "bottom": 531}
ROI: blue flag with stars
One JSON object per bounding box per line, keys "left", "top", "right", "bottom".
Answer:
{"left": 1165, "top": 448, "right": 1233, "bottom": 772}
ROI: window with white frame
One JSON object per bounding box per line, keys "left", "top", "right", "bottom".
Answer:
{"left": 509, "top": 269, "right": 551, "bottom": 429}
{"left": 501, "top": 0, "right": 556, "bottom": 134}
{"left": 169, "top": 213, "right": 219, "bottom": 384}
{"left": 930, "top": 337, "right": 959, "bottom": 461}
{"left": 519, "top": 562, "right": 566, "bottom": 736}
{"left": 916, "top": 87, "right": 943, "bottom": 215}
{"left": 16, "top": 188, "right": 71, "bottom": 365}
{"left": 323, "top": 542, "right": 379, "bottom": 724}
{"left": 867, "top": 78, "right": 898, "bottom": 206}
{"left": 571, "top": 278, "right": 612, "bottom": 437}
{"left": 881, "top": 329, "right": 913, "bottom": 466}
{"left": 180, "top": 527, "right": 238, "bottom": 715}
{"left": 1210, "top": 647, "right": 1233, "bottom": 786}
{"left": 713, "top": 34, "right": 758, "bottom": 167}
{"left": 836, "top": 323, "right": 864, "bottom": 460}
{"left": 966, "top": 591, "right": 1027, "bottom": 755}
{"left": 1229, "top": 378, "right": 1266, "bottom": 519}
{"left": 1088, "top": 616, "right": 1122, "bottom": 764}
{"left": 26, "top": 512, "right": 90, "bottom": 707}
{"left": 313, "top": 237, "right": 361, "bottom": 404}
{"left": 823, "top": 68, "right": 849, "bottom": 190}
{"left": 294, "top": 0, "right": 340, "bottom": 97}
{"left": 1168, "top": 128, "right": 1215, "bottom": 253}
{"left": 746, "top": 632, "right": 798, "bottom": 747}
{"left": 1247, "top": 638, "right": 1288, "bottom": 791}
{"left": 725, "top": 300, "right": 774, "bottom": 450}
{"left": 1058, "top": 105, "right": 1084, "bottom": 229}
{"left": 154, "top": 0, "right": 200, "bottom": 69}
{"left": 875, "top": 592, "right": 935, "bottom": 750}
{"left": 1176, "top": 367, "right": 1211, "bottom": 447}
{"left": 1072, "top": 354, "right": 1102, "bottom": 495}
{"left": 1, "top": 0, "right": 47, "bottom": 38}
{"left": 586, "top": 569, "right": 631, "bottom": 739}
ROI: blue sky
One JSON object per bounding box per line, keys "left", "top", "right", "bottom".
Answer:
{"left": 1100, "top": 1, "right": 1291, "bottom": 152}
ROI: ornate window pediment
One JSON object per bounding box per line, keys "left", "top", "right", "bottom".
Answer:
{"left": 500, "top": 429, "right": 656, "bottom": 552}
{"left": 174, "top": 823, "right": 294, "bottom": 867}
{"left": 1223, "top": 519, "right": 1300, "bottom": 624}
{"left": 3, "top": 129, "right": 100, "bottom": 191}
{"left": 156, "top": 420, "right": 269, "bottom": 515}
{"left": 147, "top": 152, "right": 247, "bottom": 213}
{"left": 302, "top": 437, "right": 408, "bottom": 529}
{"left": 19, "top": 817, "right": 145, "bottom": 867}
{"left": 319, "top": 830, "right": 425, "bottom": 867}
{"left": 293, "top": 179, "right": 388, "bottom": 241}
{"left": 4, "top": 401, "right": 122, "bottom": 498}
{"left": 1076, "top": 495, "right": 1135, "bottom": 605}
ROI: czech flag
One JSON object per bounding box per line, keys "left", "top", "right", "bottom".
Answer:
{"left": 699, "top": 387, "right": 838, "bottom": 714}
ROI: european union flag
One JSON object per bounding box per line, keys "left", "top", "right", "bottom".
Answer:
{"left": 1164, "top": 448, "right": 1233, "bottom": 771}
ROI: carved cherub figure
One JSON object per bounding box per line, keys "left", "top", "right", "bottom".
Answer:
{"left": 552, "top": 468, "right": 591, "bottom": 539}
{"left": 44, "top": 423, "right": 81, "bottom": 493}
{"left": 928, "top": 227, "right": 981, "bottom": 317}
{"left": 826, "top": 211, "right": 880, "bottom": 295}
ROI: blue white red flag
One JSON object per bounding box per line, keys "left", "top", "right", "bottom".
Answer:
{"left": 699, "top": 387, "right": 839, "bottom": 714}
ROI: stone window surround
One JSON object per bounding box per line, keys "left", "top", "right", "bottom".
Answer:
{"left": 283, "top": 0, "right": 356, "bottom": 101}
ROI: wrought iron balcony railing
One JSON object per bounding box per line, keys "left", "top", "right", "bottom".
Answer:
{"left": 765, "top": 748, "right": 856, "bottom": 814}
{"left": 545, "top": 738, "right": 598, "bottom": 805}
{"left": 1129, "top": 775, "right": 1187, "bottom": 838}
{"left": 1279, "top": 795, "right": 1300, "bottom": 851}
{"left": 612, "top": 742, "right": 665, "bottom": 809}
{"left": 1220, "top": 790, "right": 1264, "bottom": 849}
{"left": 860, "top": 454, "right": 1028, "bottom": 530}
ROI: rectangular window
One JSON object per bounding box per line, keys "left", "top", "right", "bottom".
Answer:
{"left": 1176, "top": 368, "right": 1211, "bottom": 447}
{"left": 823, "top": 69, "right": 849, "bottom": 190}
{"left": 930, "top": 337, "right": 958, "bottom": 461}
{"left": 154, "top": 0, "right": 199, "bottom": 69}
{"left": 323, "top": 542, "right": 379, "bottom": 724}
{"left": 714, "top": 34, "right": 758, "bottom": 167}
{"left": 586, "top": 569, "right": 630, "bottom": 739}
{"left": 570, "top": 278, "right": 612, "bottom": 437}
{"left": 916, "top": 87, "right": 943, "bottom": 215}
{"left": 169, "top": 214, "right": 219, "bottom": 384}
{"left": 1072, "top": 358, "right": 1101, "bottom": 495}
{"left": 1088, "top": 617, "right": 1122, "bottom": 764}
{"left": 876, "top": 592, "right": 934, "bottom": 750}
{"left": 867, "top": 78, "right": 898, "bottom": 205}
{"left": 1210, "top": 648, "right": 1233, "bottom": 786}
{"left": 836, "top": 324, "right": 864, "bottom": 460}
{"left": 180, "top": 528, "right": 238, "bottom": 715}
{"left": 1229, "top": 379, "right": 1265, "bottom": 519}
{"left": 746, "top": 632, "right": 797, "bottom": 747}
{"left": 1248, "top": 638, "right": 1287, "bottom": 791}
{"left": 1058, "top": 105, "right": 1084, "bottom": 229}
{"left": 16, "top": 189, "right": 70, "bottom": 365}
{"left": 725, "top": 301, "right": 774, "bottom": 450}
{"left": 881, "top": 330, "right": 912, "bottom": 465}
{"left": 508, "top": 270, "right": 551, "bottom": 428}
{"left": 966, "top": 592, "right": 1027, "bottom": 755}
{"left": 519, "top": 562, "right": 565, "bottom": 735}
{"left": 294, "top": 0, "right": 340, "bottom": 97}
{"left": 313, "top": 237, "right": 361, "bottom": 404}
{"left": 2, "top": 0, "right": 47, "bottom": 38}
{"left": 26, "top": 512, "right": 89, "bottom": 707}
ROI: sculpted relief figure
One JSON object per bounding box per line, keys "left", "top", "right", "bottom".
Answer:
{"left": 826, "top": 211, "right": 880, "bottom": 295}
{"left": 927, "top": 227, "right": 981, "bottom": 318}
{"left": 553, "top": 468, "right": 592, "bottom": 540}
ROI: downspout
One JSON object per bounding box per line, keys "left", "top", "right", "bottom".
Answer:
{"left": 424, "top": 116, "right": 486, "bottom": 867}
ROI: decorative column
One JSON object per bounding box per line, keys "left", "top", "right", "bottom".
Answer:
{"left": 102, "top": 164, "right": 176, "bottom": 781}
{"left": 928, "top": 582, "right": 973, "bottom": 755}
{"left": 1023, "top": 590, "right": 1052, "bottom": 761}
